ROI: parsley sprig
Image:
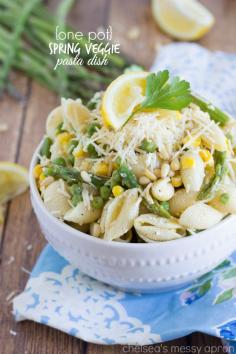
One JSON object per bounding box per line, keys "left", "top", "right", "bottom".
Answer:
{"left": 141, "top": 70, "right": 191, "bottom": 110}
{"left": 124, "top": 70, "right": 191, "bottom": 126}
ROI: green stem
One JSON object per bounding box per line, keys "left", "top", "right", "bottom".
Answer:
{"left": 0, "top": 0, "right": 41, "bottom": 92}
{"left": 191, "top": 93, "right": 230, "bottom": 126}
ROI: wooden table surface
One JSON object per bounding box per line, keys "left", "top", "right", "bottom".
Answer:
{"left": 0, "top": 1, "right": 235, "bottom": 353}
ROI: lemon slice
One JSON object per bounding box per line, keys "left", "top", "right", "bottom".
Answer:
{"left": 151, "top": 0, "right": 215, "bottom": 40}
{"left": 0, "top": 162, "right": 29, "bottom": 204}
{"left": 102, "top": 72, "right": 148, "bottom": 130}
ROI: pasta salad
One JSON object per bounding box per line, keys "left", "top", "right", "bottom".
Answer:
{"left": 34, "top": 70, "right": 236, "bottom": 242}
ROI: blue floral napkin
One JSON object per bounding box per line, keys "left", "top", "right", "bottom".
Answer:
{"left": 14, "top": 43, "right": 236, "bottom": 346}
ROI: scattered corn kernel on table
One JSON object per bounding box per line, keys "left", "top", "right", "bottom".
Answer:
{"left": 0, "top": 0, "right": 236, "bottom": 352}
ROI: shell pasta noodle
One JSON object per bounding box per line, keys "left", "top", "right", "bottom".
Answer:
{"left": 34, "top": 70, "right": 236, "bottom": 243}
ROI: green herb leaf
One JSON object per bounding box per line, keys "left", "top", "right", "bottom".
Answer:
{"left": 141, "top": 70, "right": 191, "bottom": 111}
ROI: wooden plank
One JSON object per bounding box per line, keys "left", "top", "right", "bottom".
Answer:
{"left": 0, "top": 82, "right": 61, "bottom": 354}
{"left": 87, "top": 337, "right": 190, "bottom": 354}
{"left": 109, "top": 0, "right": 170, "bottom": 68}
{"left": 189, "top": 332, "right": 223, "bottom": 350}
{"left": 200, "top": 0, "right": 236, "bottom": 52}
{"left": 49, "top": 0, "right": 109, "bottom": 32}
{"left": 0, "top": 74, "right": 28, "bottom": 242}
{"left": 0, "top": 0, "right": 235, "bottom": 353}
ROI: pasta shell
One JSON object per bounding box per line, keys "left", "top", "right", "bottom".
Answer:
{"left": 46, "top": 106, "right": 63, "bottom": 138}
{"left": 62, "top": 98, "right": 90, "bottom": 133}
{"left": 134, "top": 214, "right": 185, "bottom": 242}
{"left": 100, "top": 188, "right": 141, "bottom": 241}
{"left": 179, "top": 202, "right": 224, "bottom": 230}
{"left": 180, "top": 150, "right": 205, "bottom": 192}
{"left": 64, "top": 202, "right": 101, "bottom": 225}
{"left": 209, "top": 184, "right": 236, "bottom": 214}
{"left": 43, "top": 179, "right": 71, "bottom": 218}
{"left": 169, "top": 189, "right": 197, "bottom": 217}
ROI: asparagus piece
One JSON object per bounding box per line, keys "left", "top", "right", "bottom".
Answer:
{"left": 0, "top": 0, "right": 41, "bottom": 92}
{"left": 198, "top": 150, "right": 227, "bottom": 200}
{"left": 144, "top": 199, "right": 171, "bottom": 219}
{"left": 191, "top": 94, "right": 230, "bottom": 126}
{"left": 44, "top": 164, "right": 82, "bottom": 184}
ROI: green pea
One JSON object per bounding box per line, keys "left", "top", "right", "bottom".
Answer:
{"left": 70, "top": 184, "right": 82, "bottom": 195}
{"left": 219, "top": 193, "right": 230, "bottom": 205}
{"left": 91, "top": 196, "right": 104, "bottom": 209}
{"left": 70, "top": 184, "right": 83, "bottom": 207}
{"left": 71, "top": 194, "right": 82, "bottom": 207}
{"left": 110, "top": 170, "right": 121, "bottom": 188}
{"left": 87, "top": 143, "right": 99, "bottom": 158}
{"left": 140, "top": 139, "right": 157, "bottom": 153}
{"left": 53, "top": 157, "right": 66, "bottom": 167}
{"left": 40, "top": 137, "right": 53, "bottom": 158}
{"left": 100, "top": 185, "right": 111, "bottom": 200}
{"left": 87, "top": 123, "right": 101, "bottom": 137}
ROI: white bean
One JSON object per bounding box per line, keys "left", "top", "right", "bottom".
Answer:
{"left": 151, "top": 178, "right": 174, "bottom": 202}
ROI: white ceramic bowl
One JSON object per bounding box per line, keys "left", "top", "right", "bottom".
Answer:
{"left": 30, "top": 144, "right": 236, "bottom": 293}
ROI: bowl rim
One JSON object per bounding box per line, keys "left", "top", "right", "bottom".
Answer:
{"left": 30, "top": 141, "right": 236, "bottom": 249}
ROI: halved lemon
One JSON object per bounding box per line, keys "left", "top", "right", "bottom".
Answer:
{"left": 151, "top": 0, "right": 215, "bottom": 41}
{"left": 101, "top": 71, "right": 148, "bottom": 130}
{"left": 0, "top": 162, "right": 29, "bottom": 204}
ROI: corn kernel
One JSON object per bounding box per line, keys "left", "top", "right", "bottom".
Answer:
{"left": 39, "top": 173, "right": 46, "bottom": 181}
{"left": 57, "top": 132, "right": 74, "bottom": 145}
{"left": 181, "top": 156, "right": 196, "bottom": 169}
{"left": 199, "top": 149, "right": 211, "bottom": 162}
{"left": 183, "top": 135, "right": 201, "bottom": 147}
{"left": 95, "top": 162, "right": 109, "bottom": 176}
{"left": 73, "top": 149, "right": 87, "bottom": 158}
{"left": 171, "top": 176, "right": 182, "bottom": 188}
{"left": 33, "top": 164, "right": 42, "bottom": 179}
{"left": 112, "top": 185, "right": 124, "bottom": 197}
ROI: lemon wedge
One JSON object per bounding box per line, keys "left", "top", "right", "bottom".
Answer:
{"left": 151, "top": 0, "right": 215, "bottom": 41}
{"left": 0, "top": 162, "right": 29, "bottom": 204}
{"left": 102, "top": 72, "right": 148, "bottom": 130}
